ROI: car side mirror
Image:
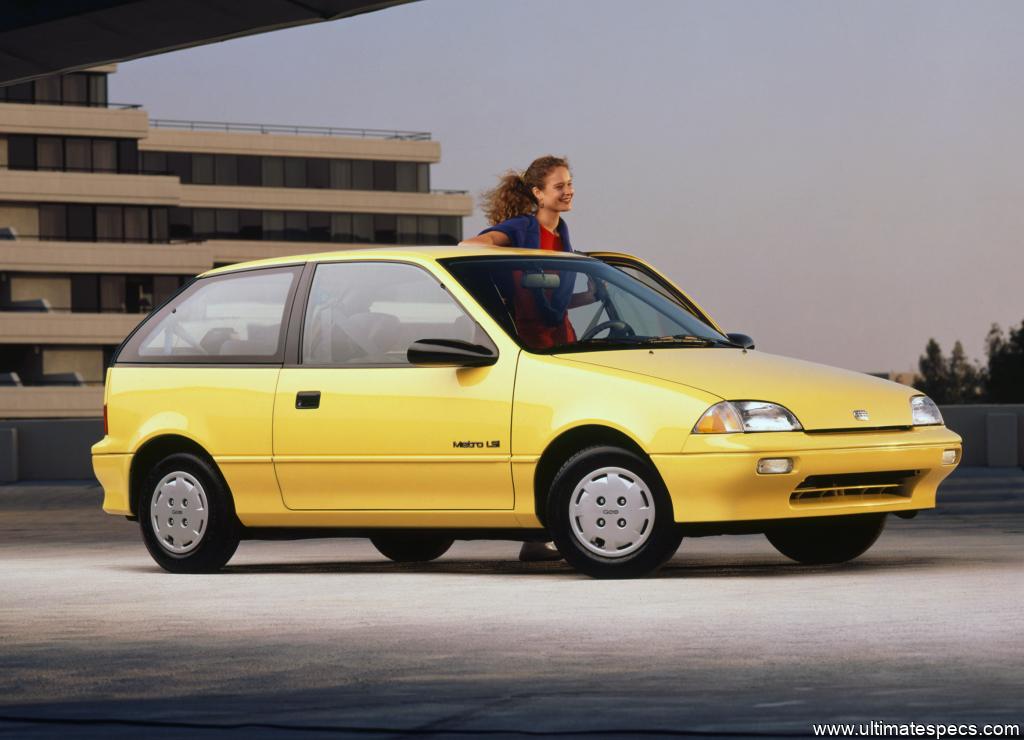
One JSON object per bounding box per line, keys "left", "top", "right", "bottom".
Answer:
{"left": 407, "top": 338, "right": 498, "bottom": 367}
{"left": 727, "top": 332, "right": 755, "bottom": 350}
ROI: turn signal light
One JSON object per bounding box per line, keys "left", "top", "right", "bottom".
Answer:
{"left": 941, "top": 449, "right": 959, "bottom": 465}
{"left": 757, "top": 458, "right": 794, "bottom": 474}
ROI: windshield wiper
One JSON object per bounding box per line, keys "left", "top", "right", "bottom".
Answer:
{"left": 609, "top": 334, "right": 741, "bottom": 348}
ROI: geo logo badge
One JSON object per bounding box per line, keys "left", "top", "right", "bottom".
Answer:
{"left": 853, "top": 409, "right": 870, "bottom": 421}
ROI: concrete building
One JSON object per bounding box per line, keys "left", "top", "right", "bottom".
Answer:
{"left": 0, "top": 64, "right": 472, "bottom": 423}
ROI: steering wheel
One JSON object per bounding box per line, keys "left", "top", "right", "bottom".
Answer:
{"left": 579, "top": 320, "right": 636, "bottom": 342}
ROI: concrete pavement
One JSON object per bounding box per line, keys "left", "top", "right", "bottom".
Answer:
{"left": 0, "top": 468, "right": 1021, "bottom": 738}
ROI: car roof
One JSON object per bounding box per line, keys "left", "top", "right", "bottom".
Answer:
{"left": 201, "top": 244, "right": 594, "bottom": 277}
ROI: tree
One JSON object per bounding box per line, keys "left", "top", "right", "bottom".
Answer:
{"left": 914, "top": 338, "right": 984, "bottom": 404}
{"left": 985, "top": 322, "right": 1024, "bottom": 402}
{"left": 946, "top": 340, "right": 984, "bottom": 403}
{"left": 915, "top": 338, "right": 949, "bottom": 403}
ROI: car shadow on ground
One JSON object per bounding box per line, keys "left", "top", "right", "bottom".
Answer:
{"left": 112, "top": 553, "right": 968, "bottom": 578}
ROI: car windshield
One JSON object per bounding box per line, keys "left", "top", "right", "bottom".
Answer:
{"left": 440, "top": 256, "right": 734, "bottom": 353}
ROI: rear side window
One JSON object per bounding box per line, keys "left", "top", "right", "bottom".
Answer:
{"left": 118, "top": 266, "right": 300, "bottom": 363}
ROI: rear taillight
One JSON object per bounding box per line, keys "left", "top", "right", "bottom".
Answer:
{"left": 103, "top": 403, "right": 108, "bottom": 436}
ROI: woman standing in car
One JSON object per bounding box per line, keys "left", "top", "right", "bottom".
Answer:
{"left": 462, "top": 156, "right": 594, "bottom": 561}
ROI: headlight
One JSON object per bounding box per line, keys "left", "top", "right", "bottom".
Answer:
{"left": 693, "top": 400, "right": 803, "bottom": 434}
{"left": 910, "top": 395, "right": 943, "bottom": 426}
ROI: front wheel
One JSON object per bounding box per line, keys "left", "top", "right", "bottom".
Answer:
{"left": 370, "top": 532, "right": 454, "bottom": 563}
{"left": 765, "top": 513, "right": 887, "bottom": 565}
{"left": 546, "top": 446, "right": 682, "bottom": 579}
{"left": 139, "top": 453, "right": 240, "bottom": 573}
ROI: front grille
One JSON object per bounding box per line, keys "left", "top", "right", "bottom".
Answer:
{"left": 790, "top": 470, "right": 917, "bottom": 505}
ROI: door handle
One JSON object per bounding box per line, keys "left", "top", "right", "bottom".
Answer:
{"left": 295, "top": 391, "right": 321, "bottom": 409}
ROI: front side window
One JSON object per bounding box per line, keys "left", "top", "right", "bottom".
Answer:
{"left": 301, "top": 262, "right": 490, "bottom": 366}
{"left": 441, "top": 256, "right": 729, "bottom": 354}
{"left": 119, "top": 267, "right": 299, "bottom": 363}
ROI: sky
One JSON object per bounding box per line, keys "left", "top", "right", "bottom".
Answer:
{"left": 111, "top": 0, "right": 1024, "bottom": 374}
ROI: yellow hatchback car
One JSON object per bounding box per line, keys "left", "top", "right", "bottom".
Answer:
{"left": 93, "top": 246, "right": 961, "bottom": 578}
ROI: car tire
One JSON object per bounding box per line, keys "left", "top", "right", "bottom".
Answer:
{"left": 139, "top": 453, "right": 241, "bottom": 573}
{"left": 765, "top": 513, "right": 887, "bottom": 565}
{"left": 370, "top": 532, "right": 454, "bottom": 563}
{"left": 546, "top": 445, "right": 682, "bottom": 579}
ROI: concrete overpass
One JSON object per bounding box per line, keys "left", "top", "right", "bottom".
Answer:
{"left": 0, "top": 0, "right": 416, "bottom": 87}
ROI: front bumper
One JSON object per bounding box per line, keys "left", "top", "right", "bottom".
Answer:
{"left": 653, "top": 426, "right": 962, "bottom": 523}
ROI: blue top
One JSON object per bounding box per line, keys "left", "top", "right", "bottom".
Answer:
{"left": 478, "top": 214, "right": 576, "bottom": 326}
{"left": 479, "top": 214, "right": 574, "bottom": 252}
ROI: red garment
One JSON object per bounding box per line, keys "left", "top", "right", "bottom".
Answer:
{"left": 511, "top": 224, "right": 576, "bottom": 349}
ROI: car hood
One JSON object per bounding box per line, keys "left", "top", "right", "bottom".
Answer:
{"left": 555, "top": 348, "right": 917, "bottom": 431}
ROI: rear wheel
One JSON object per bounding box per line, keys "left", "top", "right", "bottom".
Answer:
{"left": 139, "top": 453, "right": 240, "bottom": 573}
{"left": 765, "top": 513, "right": 887, "bottom": 565}
{"left": 546, "top": 445, "right": 682, "bottom": 579}
{"left": 370, "top": 532, "right": 454, "bottom": 563}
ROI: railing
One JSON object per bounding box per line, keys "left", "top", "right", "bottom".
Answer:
{"left": 149, "top": 118, "right": 431, "bottom": 141}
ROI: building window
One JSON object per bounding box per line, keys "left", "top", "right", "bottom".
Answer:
{"left": 192, "top": 154, "right": 214, "bottom": 185}
{"left": 37, "top": 137, "right": 65, "bottom": 169}
{"left": 352, "top": 160, "right": 373, "bottom": 190}
{"left": 284, "top": 211, "right": 308, "bottom": 240}
{"left": 262, "top": 157, "right": 284, "bottom": 188}
{"left": 95, "top": 206, "right": 124, "bottom": 242}
{"left": 396, "top": 162, "right": 418, "bottom": 193}
{"left": 39, "top": 205, "right": 67, "bottom": 240}
{"left": 373, "top": 161, "right": 397, "bottom": 191}
{"left": 124, "top": 207, "right": 149, "bottom": 242}
{"left": 374, "top": 214, "right": 397, "bottom": 243}
{"left": 263, "top": 211, "right": 284, "bottom": 240}
{"left": 34, "top": 77, "right": 61, "bottom": 104}
{"left": 92, "top": 140, "right": 117, "bottom": 172}
{"left": 67, "top": 205, "right": 95, "bottom": 241}
{"left": 417, "top": 216, "right": 440, "bottom": 245}
{"left": 3, "top": 83, "right": 33, "bottom": 103}
{"left": 167, "top": 152, "right": 191, "bottom": 182}
{"left": 330, "top": 213, "right": 352, "bottom": 242}
{"left": 239, "top": 210, "right": 262, "bottom": 240}
{"left": 117, "top": 139, "right": 138, "bottom": 173}
{"left": 194, "top": 209, "right": 216, "bottom": 240}
{"left": 61, "top": 74, "right": 89, "bottom": 106}
{"left": 151, "top": 208, "right": 169, "bottom": 242}
{"left": 330, "top": 160, "right": 351, "bottom": 189}
{"left": 307, "top": 158, "right": 329, "bottom": 189}
{"left": 397, "top": 215, "right": 418, "bottom": 244}
{"left": 309, "top": 212, "right": 330, "bottom": 241}
{"left": 169, "top": 208, "right": 193, "bottom": 240}
{"left": 237, "top": 156, "right": 261, "bottom": 186}
{"left": 142, "top": 151, "right": 167, "bottom": 175}
{"left": 88, "top": 74, "right": 108, "bottom": 107}
{"left": 439, "top": 216, "right": 461, "bottom": 245}
{"left": 216, "top": 209, "right": 239, "bottom": 239}
{"left": 65, "top": 138, "right": 92, "bottom": 171}
{"left": 214, "top": 155, "right": 237, "bottom": 185}
{"left": 284, "top": 158, "right": 306, "bottom": 188}
{"left": 7, "top": 135, "right": 36, "bottom": 169}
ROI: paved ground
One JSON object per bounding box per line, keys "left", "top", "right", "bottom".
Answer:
{"left": 0, "top": 468, "right": 1021, "bottom": 739}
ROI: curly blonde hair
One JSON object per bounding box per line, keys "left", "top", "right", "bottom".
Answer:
{"left": 480, "top": 155, "right": 570, "bottom": 225}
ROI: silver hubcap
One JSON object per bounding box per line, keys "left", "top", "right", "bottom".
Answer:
{"left": 570, "top": 466, "right": 655, "bottom": 558}
{"left": 150, "top": 471, "right": 208, "bottom": 555}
